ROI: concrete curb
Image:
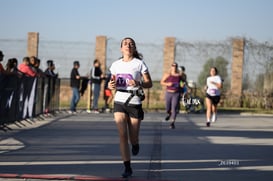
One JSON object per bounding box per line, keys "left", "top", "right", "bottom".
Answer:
{"left": 240, "top": 112, "right": 273, "bottom": 117}
{"left": 0, "top": 173, "right": 166, "bottom": 181}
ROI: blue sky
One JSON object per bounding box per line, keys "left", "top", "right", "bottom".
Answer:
{"left": 1, "top": 0, "right": 273, "bottom": 43}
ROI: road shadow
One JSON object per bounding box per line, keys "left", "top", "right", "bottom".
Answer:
{"left": 159, "top": 113, "right": 273, "bottom": 181}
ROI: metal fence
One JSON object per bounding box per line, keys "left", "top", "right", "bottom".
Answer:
{"left": 1, "top": 37, "right": 272, "bottom": 109}
{"left": 1, "top": 37, "right": 272, "bottom": 86}
{"left": 175, "top": 39, "right": 233, "bottom": 88}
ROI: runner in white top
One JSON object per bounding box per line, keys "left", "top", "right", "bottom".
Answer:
{"left": 205, "top": 67, "right": 222, "bottom": 127}
{"left": 206, "top": 75, "right": 221, "bottom": 96}
{"left": 108, "top": 37, "right": 153, "bottom": 178}
{"left": 110, "top": 57, "right": 149, "bottom": 105}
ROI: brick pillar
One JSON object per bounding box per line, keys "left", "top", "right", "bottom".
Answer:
{"left": 87, "top": 36, "right": 107, "bottom": 110}
{"left": 230, "top": 38, "right": 245, "bottom": 107}
{"left": 27, "top": 32, "right": 39, "bottom": 57}
{"left": 163, "top": 37, "right": 176, "bottom": 74}
{"left": 95, "top": 36, "right": 107, "bottom": 73}
{"left": 160, "top": 37, "right": 176, "bottom": 101}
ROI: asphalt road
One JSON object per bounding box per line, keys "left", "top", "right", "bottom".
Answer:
{"left": 0, "top": 111, "right": 273, "bottom": 181}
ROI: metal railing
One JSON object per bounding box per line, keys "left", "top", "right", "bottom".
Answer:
{"left": 0, "top": 74, "right": 60, "bottom": 129}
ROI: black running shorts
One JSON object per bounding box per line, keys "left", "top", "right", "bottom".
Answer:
{"left": 206, "top": 93, "right": 220, "bottom": 106}
{"left": 114, "top": 102, "right": 144, "bottom": 120}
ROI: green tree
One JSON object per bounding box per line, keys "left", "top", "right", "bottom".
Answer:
{"left": 243, "top": 73, "right": 251, "bottom": 90}
{"left": 263, "top": 57, "right": 273, "bottom": 92}
{"left": 197, "top": 56, "right": 229, "bottom": 89}
{"left": 254, "top": 73, "right": 264, "bottom": 92}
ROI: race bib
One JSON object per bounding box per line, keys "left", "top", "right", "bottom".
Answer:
{"left": 209, "top": 88, "right": 217, "bottom": 95}
{"left": 116, "top": 73, "right": 133, "bottom": 88}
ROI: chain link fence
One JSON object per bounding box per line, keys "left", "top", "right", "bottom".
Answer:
{"left": 1, "top": 37, "right": 272, "bottom": 109}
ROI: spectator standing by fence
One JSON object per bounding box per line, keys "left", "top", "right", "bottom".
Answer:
{"left": 6, "top": 58, "right": 18, "bottom": 74}
{"left": 18, "top": 57, "right": 37, "bottom": 77}
{"left": 30, "top": 56, "right": 39, "bottom": 75}
{"left": 179, "top": 66, "right": 187, "bottom": 94}
{"left": 108, "top": 37, "right": 153, "bottom": 178}
{"left": 44, "top": 60, "right": 58, "bottom": 78}
{"left": 69, "top": 61, "right": 81, "bottom": 113}
{"left": 103, "top": 69, "right": 113, "bottom": 112}
{"left": 44, "top": 60, "right": 58, "bottom": 114}
{"left": 0, "top": 51, "right": 5, "bottom": 73}
{"left": 0, "top": 50, "right": 5, "bottom": 113}
{"left": 89, "top": 59, "right": 104, "bottom": 113}
{"left": 34, "top": 58, "right": 45, "bottom": 77}
{"left": 177, "top": 65, "right": 187, "bottom": 112}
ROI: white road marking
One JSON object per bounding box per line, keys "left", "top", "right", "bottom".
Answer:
{"left": 0, "top": 138, "right": 25, "bottom": 154}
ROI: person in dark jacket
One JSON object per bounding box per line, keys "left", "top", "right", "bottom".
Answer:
{"left": 43, "top": 60, "right": 58, "bottom": 114}
{"left": 0, "top": 50, "right": 4, "bottom": 73}
{"left": 70, "top": 61, "right": 81, "bottom": 113}
{"left": 44, "top": 60, "right": 58, "bottom": 78}
{"left": 90, "top": 59, "right": 104, "bottom": 113}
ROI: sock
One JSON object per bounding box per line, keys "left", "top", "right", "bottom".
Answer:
{"left": 124, "top": 161, "right": 132, "bottom": 172}
{"left": 132, "top": 144, "right": 139, "bottom": 155}
{"left": 212, "top": 113, "right": 216, "bottom": 122}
